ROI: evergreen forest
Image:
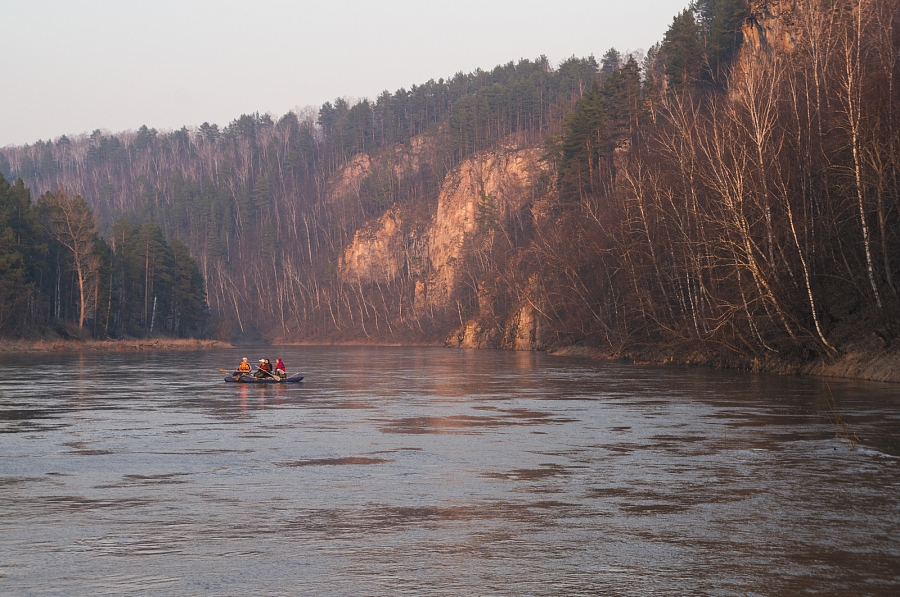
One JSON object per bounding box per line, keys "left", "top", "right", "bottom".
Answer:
{"left": 0, "top": 175, "right": 208, "bottom": 339}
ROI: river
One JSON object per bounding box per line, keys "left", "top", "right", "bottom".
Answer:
{"left": 1, "top": 346, "right": 898, "bottom": 596}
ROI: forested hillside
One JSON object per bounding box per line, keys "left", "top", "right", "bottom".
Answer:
{"left": 0, "top": 176, "right": 208, "bottom": 339}
{"left": 2, "top": 0, "right": 898, "bottom": 376}
{"left": 0, "top": 53, "right": 601, "bottom": 341}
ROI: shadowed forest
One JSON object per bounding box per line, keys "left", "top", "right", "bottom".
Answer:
{"left": 1, "top": 0, "right": 898, "bottom": 374}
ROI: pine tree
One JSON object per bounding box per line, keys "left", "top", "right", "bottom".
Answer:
{"left": 601, "top": 56, "right": 643, "bottom": 147}
{"left": 0, "top": 175, "right": 42, "bottom": 333}
{"left": 662, "top": 9, "right": 705, "bottom": 89}
{"left": 170, "top": 238, "right": 207, "bottom": 336}
{"left": 600, "top": 48, "right": 622, "bottom": 81}
{"left": 475, "top": 193, "right": 500, "bottom": 232}
{"left": 695, "top": 0, "right": 750, "bottom": 84}
{"left": 557, "top": 83, "right": 607, "bottom": 203}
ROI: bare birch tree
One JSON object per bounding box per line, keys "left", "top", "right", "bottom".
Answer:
{"left": 41, "top": 188, "right": 100, "bottom": 331}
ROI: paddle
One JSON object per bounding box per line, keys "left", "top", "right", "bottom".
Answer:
{"left": 237, "top": 364, "right": 277, "bottom": 379}
{"left": 256, "top": 367, "right": 277, "bottom": 380}
{"left": 219, "top": 365, "right": 278, "bottom": 380}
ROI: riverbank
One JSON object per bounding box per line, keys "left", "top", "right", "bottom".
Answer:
{"left": 9, "top": 333, "right": 895, "bottom": 383}
{"left": 0, "top": 338, "right": 234, "bottom": 353}
{"left": 272, "top": 339, "right": 441, "bottom": 347}
{"left": 277, "top": 336, "right": 900, "bottom": 383}
{"left": 549, "top": 341, "right": 900, "bottom": 384}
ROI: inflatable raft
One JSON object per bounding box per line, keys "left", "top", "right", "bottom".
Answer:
{"left": 224, "top": 373, "right": 304, "bottom": 383}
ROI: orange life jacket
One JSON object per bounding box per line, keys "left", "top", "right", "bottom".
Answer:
{"left": 238, "top": 362, "right": 251, "bottom": 372}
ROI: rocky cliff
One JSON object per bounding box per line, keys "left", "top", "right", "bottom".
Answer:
{"left": 742, "top": 0, "right": 802, "bottom": 53}
{"left": 337, "top": 144, "right": 550, "bottom": 349}
{"left": 425, "top": 147, "right": 543, "bottom": 309}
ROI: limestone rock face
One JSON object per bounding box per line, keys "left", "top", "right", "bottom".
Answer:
{"left": 502, "top": 274, "right": 544, "bottom": 351}
{"left": 338, "top": 143, "right": 550, "bottom": 351}
{"left": 448, "top": 274, "right": 545, "bottom": 351}
{"left": 425, "top": 147, "right": 545, "bottom": 308}
{"left": 338, "top": 145, "right": 547, "bottom": 307}
{"left": 446, "top": 320, "right": 500, "bottom": 349}
{"left": 742, "top": 0, "right": 804, "bottom": 55}
{"left": 335, "top": 138, "right": 443, "bottom": 284}
{"left": 339, "top": 207, "right": 407, "bottom": 283}
{"left": 330, "top": 153, "right": 371, "bottom": 203}
{"left": 503, "top": 303, "right": 539, "bottom": 351}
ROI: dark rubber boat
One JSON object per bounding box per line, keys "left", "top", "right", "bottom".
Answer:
{"left": 224, "top": 373, "right": 304, "bottom": 383}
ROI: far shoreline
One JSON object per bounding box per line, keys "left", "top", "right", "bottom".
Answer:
{"left": 0, "top": 338, "right": 234, "bottom": 353}
{"left": 260, "top": 341, "right": 900, "bottom": 384}
{"left": 549, "top": 344, "right": 900, "bottom": 385}
{"left": 3, "top": 336, "right": 896, "bottom": 384}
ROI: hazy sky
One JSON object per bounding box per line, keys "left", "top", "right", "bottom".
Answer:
{"left": 3, "top": 0, "right": 689, "bottom": 147}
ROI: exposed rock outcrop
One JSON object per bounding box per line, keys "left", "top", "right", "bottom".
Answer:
{"left": 447, "top": 273, "right": 545, "bottom": 351}
{"left": 424, "top": 147, "right": 545, "bottom": 308}
{"left": 339, "top": 144, "right": 547, "bottom": 308}
{"left": 329, "top": 153, "right": 371, "bottom": 203}
{"left": 446, "top": 320, "right": 499, "bottom": 349}
{"left": 339, "top": 207, "right": 407, "bottom": 283}
{"left": 742, "top": 0, "right": 803, "bottom": 54}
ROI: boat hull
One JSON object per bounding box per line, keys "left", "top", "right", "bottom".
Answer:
{"left": 224, "top": 373, "right": 304, "bottom": 383}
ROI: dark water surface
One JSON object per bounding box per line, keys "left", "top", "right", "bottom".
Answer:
{"left": 1, "top": 346, "right": 898, "bottom": 596}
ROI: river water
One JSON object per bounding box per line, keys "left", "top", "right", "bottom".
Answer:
{"left": 1, "top": 346, "right": 898, "bottom": 596}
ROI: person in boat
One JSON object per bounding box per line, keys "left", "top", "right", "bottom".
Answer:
{"left": 274, "top": 358, "right": 286, "bottom": 379}
{"left": 255, "top": 358, "right": 273, "bottom": 379}
{"left": 230, "top": 357, "right": 252, "bottom": 379}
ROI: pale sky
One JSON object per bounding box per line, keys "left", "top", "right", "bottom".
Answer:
{"left": 2, "top": 0, "right": 689, "bottom": 146}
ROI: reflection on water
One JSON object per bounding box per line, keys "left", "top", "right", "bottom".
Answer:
{"left": 1, "top": 347, "right": 899, "bottom": 596}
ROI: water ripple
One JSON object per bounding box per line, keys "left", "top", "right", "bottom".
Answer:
{"left": 1, "top": 346, "right": 898, "bottom": 596}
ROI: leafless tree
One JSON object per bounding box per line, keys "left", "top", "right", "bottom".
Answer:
{"left": 41, "top": 188, "right": 100, "bottom": 332}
